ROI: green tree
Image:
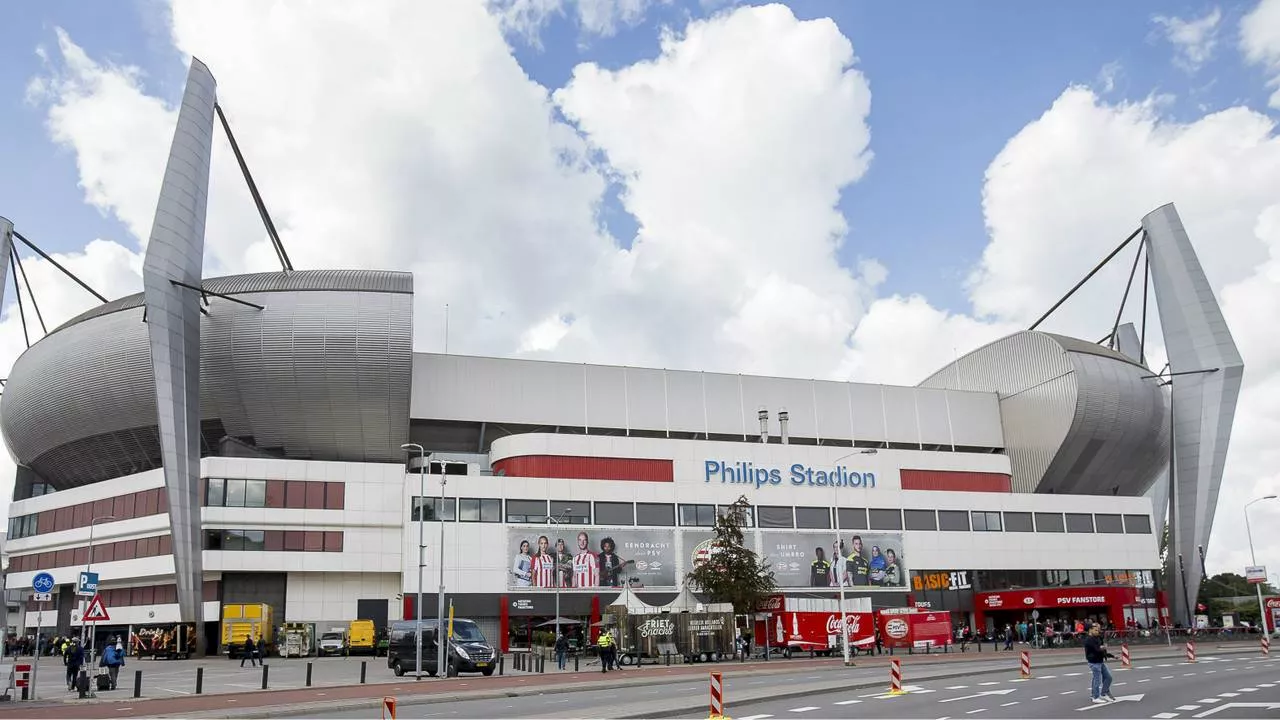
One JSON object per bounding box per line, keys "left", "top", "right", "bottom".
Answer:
{"left": 685, "top": 495, "right": 777, "bottom": 615}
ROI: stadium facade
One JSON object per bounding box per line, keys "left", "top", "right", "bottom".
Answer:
{"left": 0, "top": 60, "right": 1241, "bottom": 653}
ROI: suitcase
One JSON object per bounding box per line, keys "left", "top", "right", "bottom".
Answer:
{"left": 96, "top": 672, "right": 111, "bottom": 691}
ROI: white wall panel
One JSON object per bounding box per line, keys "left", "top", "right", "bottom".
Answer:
{"left": 623, "top": 367, "right": 667, "bottom": 432}
{"left": 703, "top": 373, "right": 745, "bottom": 437}
{"left": 813, "top": 380, "right": 854, "bottom": 443}
{"left": 666, "top": 370, "right": 707, "bottom": 434}
{"left": 948, "top": 391, "right": 1004, "bottom": 448}
{"left": 584, "top": 364, "right": 628, "bottom": 431}
{"left": 882, "top": 386, "right": 921, "bottom": 446}
{"left": 848, "top": 383, "right": 888, "bottom": 442}
{"left": 915, "top": 388, "right": 954, "bottom": 446}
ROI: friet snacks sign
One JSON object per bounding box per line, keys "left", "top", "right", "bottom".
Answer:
{"left": 704, "top": 460, "right": 875, "bottom": 489}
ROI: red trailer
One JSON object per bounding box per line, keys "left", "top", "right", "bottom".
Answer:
{"left": 877, "top": 608, "right": 953, "bottom": 651}
{"left": 752, "top": 596, "right": 875, "bottom": 657}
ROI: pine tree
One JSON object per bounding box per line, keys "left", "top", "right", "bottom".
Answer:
{"left": 685, "top": 495, "right": 777, "bottom": 615}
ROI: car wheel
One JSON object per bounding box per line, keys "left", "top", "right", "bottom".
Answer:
{"left": 482, "top": 667, "right": 495, "bottom": 676}
{"left": 392, "top": 660, "right": 404, "bottom": 677}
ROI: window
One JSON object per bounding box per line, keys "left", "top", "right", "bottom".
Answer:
{"left": 550, "top": 501, "right": 590, "bottom": 524}
{"left": 937, "top": 510, "right": 970, "bottom": 531}
{"left": 679, "top": 504, "right": 717, "bottom": 527}
{"left": 869, "top": 509, "right": 902, "bottom": 531}
{"left": 717, "top": 505, "right": 755, "bottom": 527}
{"left": 223, "top": 530, "right": 247, "bottom": 551}
{"left": 1123, "top": 514, "right": 1152, "bottom": 534}
{"left": 459, "top": 498, "right": 502, "bottom": 523}
{"left": 412, "top": 497, "right": 457, "bottom": 521}
{"left": 1095, "top": 514, "right": 1124, "bottom": 534}
{"left": 757, "top": 506, "right": 794, "bottom": 528}
{"left": 971, "top": 511, "right": 1002, "bottom": 532}
{"left": 265, "top": 480, "right": 286, "bottom": 508}
{"left": 904, "top": 509, "right": 937, "bottom": 531}
{"left": 506, "top": 500, "right": 549, "bottom": 524}
{"left": 245, "top": 480, "right": 267, "bottom": 508}
{"left": 243, "top": 530, "right": 266, "bottom": 552}
{"left": 1004, "top": 511, "right": 1034, "bottom": 532}
{"left": 795, "top": 507, "right": 831, "bottom": 529}
{"left": 1065, "top": 513, "right": 1095, "bottom": 533}
{"left": 636, "top": 503, "right": 675, "bottom": 527}
{"left": 286, "top": 481, "right": 307, "bottom": 509}
{"left": 594, "top": 502, "right": 635, "bottom": 526}
{"left": 305, "top": 482, "right": 325, "bottom": 509}
{"left": 204, "top": 530, "right": 223, "bottom": 550}
{"left": 836, "top": 508, "right": 868, "bottom": 530}
{"left": 325, "top": 482, "right": 345, "bottom": 510}
{"left": 225, "top": 479, "right": 247, "bottom": 507}
{"left": 206, "top": 528, "right": 342, "bottom": 552}
{"left": 1034, "top": 513, "right": 1065, "bottom": 533}
{"left": 324, "top": 531, "right": 344, "bottom": 552}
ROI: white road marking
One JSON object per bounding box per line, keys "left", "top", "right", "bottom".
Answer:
{"left": 738, "top": 715, "right": 774, "bottom": 720}
{"left": 1041, "top": 675, "right": 1058, "bottom": 679}
{"left": 544, "top": 699, "right": 570, "bottom": 704}
{"left": 833, "top": 700, "right": 861, "bottom": 706}
{"left": 1176, "top": 706, "right": 1200, "bottom": 711}
{"left": 1139, "top": 679, "right": 1151, "bottom": 683}
{"left": 979, "top": 682, "right": 999, "bottom": 686}
{"left": 965, "top": 710, "right": 987, "bottom": 715}
{"left": 1184, "top": 673, "right": 1196, "bottom": 676}
{"left": 1218, "top": 692, "right": 1239, "bottom": 698}
{"left": 1260, "top": 683, "right": 1276, "bottom": 688}
{"left": 1064, "top": 672, "right": 1082, "bottom": 677}
{"left": 1162, "top": 676, "right": 1175, "bottom": 680}
{"left": 1115, "top": 682, "right": 1127, "bottom": 686}
{"left": 1061, "top": 690, "right": 1075, "bottom": 695}
{"left": 788, "top": 707, "right": 819, "bottom": 713}
{"left": 1136, "top": 666, "right": 1152, "bottom": 669}
{"left": 1197, "top": 699, "right": 1220, "bottom": 704}
{"left": 1150, "top": 714, "right": 1180, "bottom": 719}
{"left": 1001, "top": 701, "right": 1019, "bottom": 707}
{"left": 1237, "top": 688, "right": 1258, "bottom": 693}
{"left": 1206, "top": 670, "right": 1217, "bottom": 674}
{"left": 946, "top": 685, "right": 969, "bottom": 690}
{"left": 1158, "top": 664, "right": 1173, "bottom": 667}
{"left": 1033, "top": 696, "right": 1049, "bottom": 700}
{"left": 157, "top": 688, "right": 192, "bottom": 695}
{"left": 806, "top": 676, "right": 823, "bottom": 680}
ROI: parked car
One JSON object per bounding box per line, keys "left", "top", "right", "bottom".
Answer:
{"left": 317, "top": 631, "right": 347, "bottom": 657}
{"left": 386, "top": 619, "right": 496, "bottom": 677}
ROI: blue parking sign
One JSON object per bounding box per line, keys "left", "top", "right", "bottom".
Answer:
{"left": 77, "top": 571, "right": 99, "bottom": 596}
{"left": 32, "top": 572, "right": 55, "bottom": 594}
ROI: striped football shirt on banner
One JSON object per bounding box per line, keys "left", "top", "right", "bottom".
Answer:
{"left": 532, "top": 553, "right": 557, "bottom": 588}
{"left": 573, "top": 551, "right": 599, "bottom": 587}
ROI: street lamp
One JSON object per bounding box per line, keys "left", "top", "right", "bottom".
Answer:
{"left": 81, "top": 514, "right": 116, "bottom": 685}
{"left": 400, "top": 443, "right": 429, "bottom": 680}
{"left": 830, "top": 448, "right": 878, "bottom": 667}
{"left": 548, "top": 507, "right": 573, "bottom": 643}
{"left": 1245, "top": 495, "right": 1277, "bottom": 635}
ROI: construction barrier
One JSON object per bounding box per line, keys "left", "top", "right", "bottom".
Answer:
{"left": 1020, "top": 650, "right": 1031, "bottom": 679}
{"left": 1120, "top": 643, "right": 1131, "bottom": 669}
{"left": 1185, "top": 641, "right": 1196, "bottom": 663}
{"left": 1262, "top": 635, "right": 1270, "bottom": 658}
{"left": 888, "top": 658, "right": 905, "bottom": 694}
{"left": 709, "top": 671, "right": 727, "bottom": 720}
{"left": 382, "top": 696, "right": 397, "bottom": 720}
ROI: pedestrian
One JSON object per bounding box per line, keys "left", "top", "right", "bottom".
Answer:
{"left": 1084, "top": 623, "right": 1116, "bottom": 704}
{"left": 1003, "top": 624, "right": 1013, "bottom": 651}
{"left": 596, "top": 630, "right": 612, "bottom": 673}
{"left": 555, "top": 633, "right": 568, "bottom": 671}
{"left": 240, "top": 635, "right": 258, "bottom": 668}
{"left": 102, "top": 637, "right": 125, "bottom": 690}
{"left": 64, "top": 638, "right": 84, "bottom": 691}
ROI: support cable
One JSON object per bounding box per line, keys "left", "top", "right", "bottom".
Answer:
{"left": 10, "top": 249, "right": 30, "bottom": 348}
{"left": 11, "top": 231, "right": 109, "bottom": 304}
{"left": 12, "top": 245, "right": 47, "bottom": 335}
{"left": 1140, "top": 250, "right": 1150, "bottom": 366}
{"left": 1028, "top": 227, "right": 1143, "bottom": 331}
{"left": 213, "top": 103, "right": 294, "bottom": 272}
{"left": 1108, "top": 234, "right": 1145, "bottom": 350}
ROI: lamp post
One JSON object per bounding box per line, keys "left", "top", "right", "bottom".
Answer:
{"left": 1245, "top": 495, "right": 1277, "bottom": 635}
{"left": 548, "top": 507, "right": 573, "bottom": 643}
{"left": 81, "top": 515, "right": 117, "bottom": 682}
{"left": 437, "top": 459, "right": 449, "bottom": 679}
{"left": 400, "top": 443, "right": 428, "bottom": 680}
{"left": 830, "top": 449, "right": 878, "bottom": 667}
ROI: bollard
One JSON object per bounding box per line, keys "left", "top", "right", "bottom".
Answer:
{"left": 20, "top": 686, "right": 27, "bottom": 701}
{"left": 1120, "top": 643, "right": 1131, "bottom": 669}
{"left": 499, "top": 654, "right": 504, "bottom": 676}
{"left": 709, "top": 671, "right": 725, "bottom": 720}
{"left": 888, "top": 657, "right": 905, "bottom": 694}
{"left": 1020, "top": 650, "right": 1032, "bottom": 679}
{"left": 516, "top": 653, "right": 522, "bottom": 671}
{"left": 361, "top": 660, "right": 368, "bottom": 684}
{"left": 1262, "top": 635, "right": 1271, "bottom": 658}
{"left": 261, "top": 664, "right": 269, "bottom": 690}
{"left": 574, "top": 653, "right": 579, "bottom": 672}
{"left": 539, "top": 653, "right": 545, "bottom": 673}
{"left": 196, "top": 667, "right": 204, "bottom": 695}
{"left": 1185, "top": 641, "right": 1196, "bottom": 663}
{"left": 665, "top": 652, "right": 671, "bottom": 666}
{"left": 133, "top": 670, "right": 142, "bottom": 699}
{"left": 306, "top": 662, "right": 313, "bottom": 687}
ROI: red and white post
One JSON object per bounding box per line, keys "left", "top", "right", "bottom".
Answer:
{"left": 1185, "top": 641, "right": 1197, "bottom": 663}
{"left": 1262, "top": 635, "right": 1270, "bottom": 658}
{"left": 889, "top": 658, "right": 905, "bottom": 694}
{"left": 709, "top": 672, "right": 726, "bottom": 720}
{"left": 1020, "top": 650, "right": 1032, "bottom": 678}
{"left": 1120, "top": 643, "right": 1131, "bottom": 669}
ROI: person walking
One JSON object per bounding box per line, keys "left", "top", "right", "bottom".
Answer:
{"left": 240, "top": 635, "right": 258, "bottom": 668}
{"left": 64, "top": 639, "right": 84, "bottom": 691}
{"left": 555, "top": 633, "right": 569, "bottom": 671}
{"left": 1084, "top": 623, "right": 1116, "bottom": 704}
{"left": 102, "top": 638, "right": 125, "bottom": 690}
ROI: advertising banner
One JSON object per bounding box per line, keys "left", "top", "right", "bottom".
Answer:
{"left": 1246, "top": 565, "right": 1267, "bottom": 584}
{"left": 507, "top": 527, "right": 676, "bottom": 590}
{"left": 761, "top": 531, "right": 908, "bottom": 589}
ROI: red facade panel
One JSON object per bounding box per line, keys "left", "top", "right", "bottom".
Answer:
{"left": 492, "top": 455, "right": 674, "bottom": 482}
{"left": 900, "top": 469, "right": 1011, "bottom": 493}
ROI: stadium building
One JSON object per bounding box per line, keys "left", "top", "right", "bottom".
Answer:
{"left": 0, "top": 59, "right": 1241, "bottom": 654}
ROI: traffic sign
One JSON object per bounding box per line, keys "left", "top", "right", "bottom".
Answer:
{"left": 83, "top": 594, "right": 110, "bottom": 622}
{"left": 1031, "top": 609, "right": 1040, "bottom": 620}
{"left": 32, "top": 592, "right": 52, "bottom": 603}
{"left": 32, "top": 572, "right": 55, "bottom": 594}
{"left": 77, "top": 571, "right": 99, "bottom": 596}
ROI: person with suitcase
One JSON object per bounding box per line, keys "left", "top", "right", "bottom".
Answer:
{"left": 101, "top": 638, "right": 125, "bottom": 690}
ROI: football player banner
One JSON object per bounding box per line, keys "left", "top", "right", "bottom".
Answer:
{"left": 761, "top": 531, "right": 909, "bottom": 589}
{"left": 507, "top": 527, "right": 676, "bottom": 590}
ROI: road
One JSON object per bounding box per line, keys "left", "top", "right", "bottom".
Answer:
{"left": 296, "top": 653, "right": 1280, "bottom": 719}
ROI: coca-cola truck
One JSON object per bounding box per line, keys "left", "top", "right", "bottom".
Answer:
{"left": 753, "top": 596, "right": 874, "bottom": 658}
{"left": 877, "top": 607, "right": 953, "bottom": 651}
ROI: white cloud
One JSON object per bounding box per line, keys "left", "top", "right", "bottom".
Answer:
{"left": 1152, "top": 7, "right": 1223, "bottom": 73}
{"left": 1241, "top": 0, "right": 1280, "bottom": 108}
{"left": 490, "top": 0, "right": 661, "bottom": 45}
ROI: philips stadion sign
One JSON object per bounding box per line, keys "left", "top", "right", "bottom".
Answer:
{"left": 704, "top": 460, "right": 876, "bottom": 489}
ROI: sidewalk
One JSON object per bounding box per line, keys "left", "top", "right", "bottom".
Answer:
{"left": 0, "top": 640, "right": 1263, "bottom": 719}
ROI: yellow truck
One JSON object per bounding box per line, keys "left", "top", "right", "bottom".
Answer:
{"left": 348, "top": 619, "right": 377, "bottom": 655}
{"left": 221, "top": 603, "right": 275, "bottom": 656}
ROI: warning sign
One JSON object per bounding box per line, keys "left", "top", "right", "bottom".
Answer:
{"left": 83, "top": 594, "right": 110, "bottom": 622}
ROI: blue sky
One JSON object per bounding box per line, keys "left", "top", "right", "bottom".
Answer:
{"left": 1, "top": 0, "right": 1267, "bottom": 316}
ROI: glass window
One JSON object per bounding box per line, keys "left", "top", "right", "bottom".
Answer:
{"left": 459, "top": 498, "right": 481, "bottom": 522}
{"left": 1004, "top": 511, "right": 1034, "bottom": 532}
{"left": 757, "top": 506, "right": 794, "bottom": 528}
{"left": 972, "top": 511, "right": 1002, "bottom": 531}
{"left": 717, "top": 505, "right": 754, "bottom": 527}
{"left": 479, "top": 498, "right": 502, "bottom": 523}
{"left": 1095, "top": 514, "right": 1124, "bottom": 533}
{"left": 413, "top": 497, "right": 456, "bottom": 521}
{"left": 325, "top": 482, "right": 344, "bottom": 510}
{"left": 904, "top": 509, "right": 937, "bottom": 531}
{"left": 286, "top": 481, "right": 307, "bottom": 509}
{"left": 551, "top": 501, "right": 589, "bottom": 524}
{"left": 869, "top": 509, "right": 902, "bottom": 531}
{"left": 836, "top": 508, "right": 868, "bottom": 530}
{"left": 636, "top": 503, "right": 675, "bottom": 526}
{"left": 243, "top": 530, "right": 266, "bottom": 552}
{"left": 245, "top": 480, "right": 267, "bottom": 508}
{"left": 795, "top": 507, "right": 831, "bottom": 529}
{"left": 225, "top": 479, "right": 247, "bottom": 508}
{"left": 506, "top": 500, "right": 549, "bottom": 524}
{"left": 679, "top": 504, "right": 716, "bottom": 527}
{"left": 324, "top": 531, "right": 344, "bottom": 552}
{"left": 204, "top": 530, "right": 223, "bottom": 550}
{"left": 1034, "top": 513, "right": 1065, "bottom": 533}
{"left": 1123, "top": 514, "right": 1152, "bottom": 534}
{"left": 223, "top": 529, "right": 246, "bottom": 551}
{"left": 594, "top": 502, "right": 635, "bottom": 526}
{"left": 937, "top": 510, "right": 969, "bottom": 531}
{"left": 206, "top": 479, "right": 225, "bottom": 507}
{"left": 1065, "top": 513, "right": 1094, "bottom": 533}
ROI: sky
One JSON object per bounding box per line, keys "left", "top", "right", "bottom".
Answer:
{"left": 0, "top": 0, "right": 1278, "bottom": 579}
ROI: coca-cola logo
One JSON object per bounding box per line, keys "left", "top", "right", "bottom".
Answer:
{"left": 758, "top": 596, "right": 784, "bottom": 611}
{"left": 885, "top": 618, "right": 909, "bottom": 639}
{"left": 638, "top": 618, "right": 675, "bottom": 638}
{"left": 826, "top": 615, "right": 860, "bottom": 635}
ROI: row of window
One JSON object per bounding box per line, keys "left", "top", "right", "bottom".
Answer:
{"left": 408, "top": 498, "right": 1153, "bottom": 535}
{"left": 971, "top": 569, "right": 1157, "bottom": 592}
{"left": 24, "top": 581, "right": 221, "bottom": 610}
{"left": 204, "top": 479, "right": 344, "bottom": 510}
{"left": 7, "top": 487, "right": 169, "bottom": 540}
{"left": 8, "top": 534, "right": 172, "bottom": 573}
{"left": 202, "top": 528, "right": 344, "bottom": 553}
